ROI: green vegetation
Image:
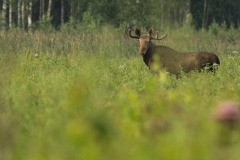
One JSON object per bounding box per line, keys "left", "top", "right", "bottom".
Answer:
{"left": 2, "top": 0, "right": 240, "bottom": 32}
{"left": 0, "top": 26, "right": 240, "bottom": 160}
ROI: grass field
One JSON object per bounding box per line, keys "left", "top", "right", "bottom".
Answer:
{"left": 0, "top": 27, "right": 240, "bottom": 160}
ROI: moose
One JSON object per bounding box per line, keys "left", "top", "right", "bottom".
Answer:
{"left": 125, "top": 28, "right": 220, "bottom": 76}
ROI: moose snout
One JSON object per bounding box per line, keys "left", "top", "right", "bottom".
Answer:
{"left": 140, "top": 47, "right": 148, "bottom": 54}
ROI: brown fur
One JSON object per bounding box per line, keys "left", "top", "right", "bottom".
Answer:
{"left": 125, "top": 28, "right": 220, "bottom": 76}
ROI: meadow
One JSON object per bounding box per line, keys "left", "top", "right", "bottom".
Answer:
{"left": 0, "top": 25, "right": 240, "bottom": 160}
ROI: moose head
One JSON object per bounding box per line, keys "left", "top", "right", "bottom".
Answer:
{"left": 125, "top": 28, "right": 167, "bottom": 54}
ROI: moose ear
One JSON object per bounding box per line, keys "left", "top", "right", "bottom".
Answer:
{"left": 135, "top": 28, "right": 141, "bottom": 36}
{"left": 149, "top": 28, "right": 154, "bottom": 35}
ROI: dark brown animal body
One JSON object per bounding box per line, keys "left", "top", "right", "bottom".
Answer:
{"left": 125, "top": 28, "right": 220, "bottom": 76}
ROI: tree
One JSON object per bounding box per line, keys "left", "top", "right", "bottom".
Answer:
{"left": 191, "top": 0, "right": 240, "bottom": 29}
{"left": 116, "top": 0, "right": 190, "bottom": 30}
{"left": 22, "top": 1, "right": 25, "bottom": 29}
{"left": 18, "top": 0, "right": 21, "bottom": 27}
{"left": 201, "top": 0, "right": 207, "bottom": 28}
{"left": 2, "top": 0, "right": 7, "bottom": 31}
{"left": 9, "top": 0, "right": 12, "bottom": 28}
{"left": 39, "top": 0, "right": 45, "bottom": 20}
{"left": 27, "top": 1, "right": 33, "bottom": 31}
{"left": 0, "top": 0, "right": 239, "bottom": 31}
{"left": 61, "top": 0, "right": 64, "bottom": 25}
{"left": 47, "top": 0, "right": 52, "bottom": 19}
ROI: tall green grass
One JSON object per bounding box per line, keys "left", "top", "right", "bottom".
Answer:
{"left": 0, "top": 27, "right": 240, "bottom": 160}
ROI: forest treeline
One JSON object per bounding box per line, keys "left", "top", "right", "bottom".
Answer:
{"left": 1, "top": 0, "right": 240, "bottom": 32}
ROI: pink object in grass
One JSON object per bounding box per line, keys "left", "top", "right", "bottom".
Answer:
{"left": 215, "top": 101, "right": 240, "bottom": 123}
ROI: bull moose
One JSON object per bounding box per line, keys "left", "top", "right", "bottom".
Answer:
{"left": 124, "top": 28, "right": 220, "bottom": 76}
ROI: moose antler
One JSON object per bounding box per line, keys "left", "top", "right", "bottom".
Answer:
{"left": 124, "top": 29, "right": 139, "bottom": 39}
{"left": 151, "top": 32, "right": 167, "bottom": 40}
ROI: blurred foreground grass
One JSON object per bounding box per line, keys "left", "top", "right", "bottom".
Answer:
{"left": 0, "top": 28, "right": 240, "bottom": 160}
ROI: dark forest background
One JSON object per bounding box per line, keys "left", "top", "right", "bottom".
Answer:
{"left": 1, "top": 0, "right": 240, "bottom": 32}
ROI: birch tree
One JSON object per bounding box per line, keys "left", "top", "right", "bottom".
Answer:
{"left": 18, "top": 0, "right": 21, "bottom": 27}
{"left": 47, "top": 0, "right": 52, "bottom": 19}
{"left": 2, "top": 0, "right": 7, "bottom": 31}
{"left": 9, "top": 0, "right": 12, "bottom": 28}
{"left": 22, "top": 1, "right": 25, "bottom": 29}
{"left": 27, "top": 2, "right": 32, "bottom": 32}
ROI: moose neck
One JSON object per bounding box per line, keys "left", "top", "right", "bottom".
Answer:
{"left": 142, "top": 41, "right": 156, "bottom": 66}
